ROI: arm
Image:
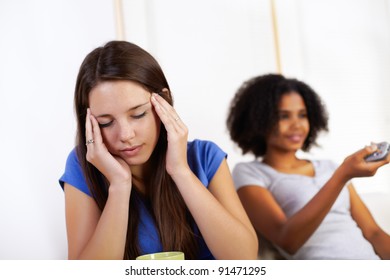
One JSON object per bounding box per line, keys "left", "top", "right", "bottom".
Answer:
{"left": 65, "top": 109, "right": 132, "bottom": 259}
{"left": 151, "top": 93, "right": 258, "bottom": 259}
{"left": 238, "top": 147, "right": 389, "bottom": 255}
{"left": 348, "top": 184, "right": 390, "bottom": 259}
{"left": 238, "top": 173, "right": 346, "bottom": 255}
{"left": 174, "top": 159, "right": 258, "bottom": 260}
{"left": 64, "top": 183, "right": 130, "bottom": 259}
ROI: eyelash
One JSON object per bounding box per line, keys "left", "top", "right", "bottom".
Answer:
{"left": 98, "top": 112, "right": 147, "bottom": 128}
{"left": 99, "top": 121, "right": 112, "bottom": 128}
{"left": 133, "top": 112, "right": 146, "bottom": 119}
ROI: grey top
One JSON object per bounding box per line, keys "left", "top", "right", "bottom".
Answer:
{"left": 233, "top": 159, "right": 379, "bottom": 260}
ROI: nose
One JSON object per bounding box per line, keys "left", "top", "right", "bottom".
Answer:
{"left": 290, "top": 116, "right": 303, "bottom": 128}
{"left": 118, "top": 120, "right": 135, "bottom": 142}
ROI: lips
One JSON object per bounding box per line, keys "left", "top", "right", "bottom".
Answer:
{"left": 287, "top": 134, "right": 305, "bottom": 143}
{"left": 120, "top": 145, "right": 142, "bottom": 157}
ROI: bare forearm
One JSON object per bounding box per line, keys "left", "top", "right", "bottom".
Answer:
{"left": 173, "top": 170, "right": 258, "bottom": 259}
{"left": 75, "top": 187, "right": 130, "bottom": 259}
{"left": 367, "top": 230, "right": 390, "bottom": 259}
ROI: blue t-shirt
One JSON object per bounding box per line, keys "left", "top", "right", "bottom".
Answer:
{"left": 59, "top": 139, "right": 226, "bottom": 259}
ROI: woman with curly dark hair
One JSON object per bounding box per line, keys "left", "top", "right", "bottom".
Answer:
{"left": 227, "top": 73, "right": 390, "bottom": 259}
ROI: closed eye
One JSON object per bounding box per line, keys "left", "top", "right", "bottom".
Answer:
{"left": 98, "top": 121, "right": 113, "bottom": 128}
{"left": 132, "top": 111, "right": 147, "bottom": 119}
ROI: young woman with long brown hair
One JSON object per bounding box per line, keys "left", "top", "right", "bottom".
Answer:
{"left": 59, "top": 41, "right": 257, "bottom": 260}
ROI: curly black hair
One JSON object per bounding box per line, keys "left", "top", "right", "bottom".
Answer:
{"left": 226, "top": 73, "right": 329, "bottom": 157}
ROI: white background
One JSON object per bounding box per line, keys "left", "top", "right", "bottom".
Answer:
{"left": 0, "top": 0, "right": 389, "bottom": 259}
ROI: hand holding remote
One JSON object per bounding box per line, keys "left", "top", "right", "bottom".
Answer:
{"left": 365, "top": 142, "right": 390, "bottom": 162}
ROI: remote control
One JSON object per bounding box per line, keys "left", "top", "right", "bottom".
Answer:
{"left": 365, "top": 142, "right": 390, "bottom": 162}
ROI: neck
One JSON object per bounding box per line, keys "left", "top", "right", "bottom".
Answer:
{"left": 262, "top": 148, "right": 314, "bottom": 177}
{"left": 130, "top": 165, "right": 147, "bottom": 194}
{"left": 262, "top": 149, "right": 300, "bottom": 170}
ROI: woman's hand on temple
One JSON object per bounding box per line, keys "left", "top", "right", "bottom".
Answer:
{"left": 150, "top": 93, "right": 190, "bottom": 177}
{"left": 85, "top": 108, "right": 132, "bottom": 187}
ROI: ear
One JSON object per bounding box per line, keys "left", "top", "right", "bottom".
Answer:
{"left": 160, "top": 88, "right": 169, "bottom": 96}
{"left": 158, "top": 88, "right": 172, "bottom": 104}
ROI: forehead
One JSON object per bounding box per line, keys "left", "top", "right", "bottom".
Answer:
{"left": 89, "top": 80, "right": 150, "bottom": 111}
{"left": 278, "top": 91, "right": 306, "bottom": 110}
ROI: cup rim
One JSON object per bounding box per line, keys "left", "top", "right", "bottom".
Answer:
{"left": 136, "top": 251, "right": 184, "bottom": 260}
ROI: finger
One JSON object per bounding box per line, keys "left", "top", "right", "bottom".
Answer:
{"left": 362, "top": 144, "right": 389, "bottom": 168}
{"left": 367, "top": 159, "right": 389, "bottom": 170}
{"left": 151, "top": 93, "right": 173, "bottom": 116}
{"left": 360, "top": 144, "right": 378, "bottom": 157}
{"left": 89, "top": 112, "right": 104, "bottom": 145}
{"left": 85, "top": 108, "right": 93, "bottom": 145}
{"left": 151, "top": 93, "right": 184, "bottom": 129}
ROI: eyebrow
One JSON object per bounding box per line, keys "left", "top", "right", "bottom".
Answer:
{"left": 278, "top": 108, "right": 307, "bottom": 112}
{"left": 96, "top": 101, "right": 150, "bottom": 118}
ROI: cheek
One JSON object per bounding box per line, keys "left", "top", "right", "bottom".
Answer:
{"left": 303, "top": 120, "right": 310, "bottom": 131}
{"left": 100, "top": 130, "right": 116, "bottom": 150}
{"left": 274, "top": 123, "right": 286, "bottom": 135}
{"left": 267, "top": 127, "right": 280, "bottom": 142}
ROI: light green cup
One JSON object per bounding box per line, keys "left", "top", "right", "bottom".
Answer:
{"left": 136, "top": 251, "right": 185, "bottom": 260}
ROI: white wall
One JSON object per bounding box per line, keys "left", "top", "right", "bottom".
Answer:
{"left": 0, "top": 0, "right": 389, "bottom": 259}
{"left": 0, "top": 0, "right": 116, "bottom": 259}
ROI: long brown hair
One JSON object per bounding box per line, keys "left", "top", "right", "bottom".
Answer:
{"left": 74, "top": 41, "right": 198, "bottom": 259}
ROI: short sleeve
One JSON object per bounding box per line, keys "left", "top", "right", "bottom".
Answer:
{"left": 58, "top": 148, "right": 91, "bottom": 196}
{"left": 187, "top": 139, "right": 227, "bottom": 188}
{"left": 232, "top": 162, "right": 270, "bottom": 191}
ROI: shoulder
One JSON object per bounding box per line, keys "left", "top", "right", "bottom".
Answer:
{"left": 63, "top": 147, "right": 79, "bottom": 165}
{"left": 62, "top": 148, "right": 82, "bottom": 177}
{"left": 312, "top": 159, "right": 339, "bottom": 172}
{"left": 233, "top": 161, "right": 261, "bottom": 172}
{"left": 187, "top": 139, "right": 226, "bottom": 156}
{"left": 232, "top": 160, "right": 272, "bottom": 190}
{"left": 233, "top": 161, "right": 271, "bottom": 176}
{"left": 59, "top": 147, "right": 91, "bottom": 197}
{"left": 187, "top": 139, "right": 227, "bottom": 187}
{"left": 187, "top": 139, "right": 227, "bottom": 165}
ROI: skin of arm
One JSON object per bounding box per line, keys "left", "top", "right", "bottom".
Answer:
{"left": 174, "top": 159, "right": 258, "bottom": 259}
{"left": 64, "top": 183, "right": 131, "bottom": 259}
{"left": 348, "top": 184, "right": 390, "bottom": 259}
{"left": 237, "top": 147, "right": 389, "bottom": 255}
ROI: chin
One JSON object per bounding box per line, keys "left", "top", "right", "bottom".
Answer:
{"left": 293, "top": 144, "right": 304, "bottom": 150}
{"left": 125, "top": 154, "right": 152, "bottom": 167}
{"left": 286, "top": 143, "right": 304, "bottom": 151}
{"left": 125, "top": 158, "right": 144, "bottom": 167}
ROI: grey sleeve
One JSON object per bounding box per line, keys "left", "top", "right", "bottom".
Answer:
{"left": 232, "top": 162, "right": 270, "bottom": 191}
